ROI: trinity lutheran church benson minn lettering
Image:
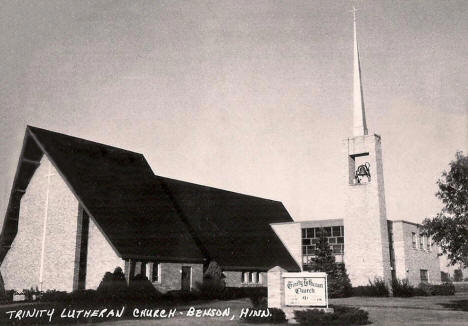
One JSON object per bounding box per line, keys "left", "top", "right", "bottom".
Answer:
{"left": 0, "top": 13, "right": 442, "bottom": 294}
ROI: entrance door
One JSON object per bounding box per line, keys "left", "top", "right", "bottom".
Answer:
{"left": 181, "top": 266, "right": 191, "bottom": 291}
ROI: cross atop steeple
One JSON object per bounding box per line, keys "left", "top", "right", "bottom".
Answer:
{"left": 351, "top": 6, "right": 368, "bottom": 137}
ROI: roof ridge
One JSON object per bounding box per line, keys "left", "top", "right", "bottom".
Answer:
{"left": 27, "top": 125, "right": 144, "bottom": 157}
{"left": 158, "top": 176, "right": 284, "bottom": 204}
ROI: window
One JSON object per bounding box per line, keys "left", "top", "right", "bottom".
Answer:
{"left": 419, "top": 234, "right": 423, "bottom": 249}
{"left": 301, "top": 225, "right": 345, "bottom": 270}
{"left": 249, "top": 272, "right": 255, "bottom": 283}
{"left": 420, "top": 269, "right": 428, "bottom": 283}
{"left": 242, "top": 271, "right": 260, "bottom": 284}
{"left": 151, "top": 263, "right": 160, "bottom": 283}
{"left": 332, "top": 226, "right": 341, "bottom": 236}
{"left": 412, "top": 232, "right": 416, "bottom": 249}
{"left": 242, "top": 272, "right": 248, "bottom": 283}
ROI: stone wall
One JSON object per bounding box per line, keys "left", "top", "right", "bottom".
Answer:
{"left": 151, "top": 263, "right": 203, "bottom": 293}
{"left": 392, "top": 221, "right": 441, "bottom": 285}
{"left": 86, "top": 217, "right": 124, "bottom": 289}
{"left": 1, "top": 156, "right": 79, "bottom": 292}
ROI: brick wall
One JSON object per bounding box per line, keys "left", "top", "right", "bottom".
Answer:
{"left": 151, "top": 262, "right": 203, "bottom": 293}
{"left": 224, "top": 271, "right": 267, "bottom": 287}
{"left": 1, "top": 156, "right": 79, "bottom": 292}
{"left": 392, "top": 221, "right": 441, "bottom": 285}
{"left": 343, "top": 135, "right": 392, "bottom": 286}
{"left": 86, "top": 217, "right": 124, "bottom": 289}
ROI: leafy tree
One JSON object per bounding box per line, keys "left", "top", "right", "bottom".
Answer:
{"left": 310, "top": 230, "right": 352, "bottom": 298}
{"left": 422, "top": 151, "right": 468, "bottom": 267}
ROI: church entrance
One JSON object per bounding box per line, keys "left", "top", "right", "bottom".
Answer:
{"left": 181, "top": 266, "right": 191, "bottom": 291}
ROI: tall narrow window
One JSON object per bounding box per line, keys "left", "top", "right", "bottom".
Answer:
{"left": 419, "top": 234, "right": 423, "bottom": 249}
{"left": 152, "top": 263, "right": 160, "bottom": 282}
{"left": 412, "top": 232, "right": 416, "bottom": 249}
{"left": 242, "top": 272, "right": 248, "bottom": 283}
{"left": 420, "top": 269, "right": 428, "bottom": 283}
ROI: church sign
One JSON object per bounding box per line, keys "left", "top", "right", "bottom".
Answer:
{"left": 283, "top": 272, "right": 328, "bottom": 307}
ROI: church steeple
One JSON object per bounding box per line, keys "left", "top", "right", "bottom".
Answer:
{"left": 352, "top": 7, "right": 368, "bottom": 137}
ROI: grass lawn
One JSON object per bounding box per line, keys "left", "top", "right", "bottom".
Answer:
{"left": 0, "top": 293, "right": 467, "bottom": 325}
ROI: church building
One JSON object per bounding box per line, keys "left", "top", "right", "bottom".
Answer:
{"left": 0, "top": 126, "right": 299, "bottom": 293}
{"left": 271, "top": 12, "right": 442, "bottom": 286}
{"left": 0, "top": 13, "right": 442, "bottom": 294}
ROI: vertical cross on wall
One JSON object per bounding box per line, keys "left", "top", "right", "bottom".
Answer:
{"left": 39, "top": 160, "right": 55, "bottom": 291}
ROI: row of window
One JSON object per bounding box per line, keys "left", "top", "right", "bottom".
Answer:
{"left": 241, "top": 271, "right": 262, "bottom": 284}
{"left": 302, "top": 226, "right": 344, "bottom": 239}
{"left": 411, "top": 232, "right": 432, "bottom": 251}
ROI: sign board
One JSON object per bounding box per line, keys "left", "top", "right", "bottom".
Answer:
{"left": 283, "top": 272, "right": 328, "bottom": 307}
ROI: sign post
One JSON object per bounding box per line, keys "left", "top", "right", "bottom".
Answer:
{"left": 267, "top": 267, "right": 334, "bottom": 322}
{"left": 283, "top": 272, "right": 328, "bottom": 308}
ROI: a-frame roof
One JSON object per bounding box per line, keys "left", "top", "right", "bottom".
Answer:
{"left": 0, "top": 126, "right": 204, "bottom": 262}
{"left": 159, "top": 177, "right": 300, "bottom": 271}
{"left": 0, "top": 126, "right": 300, "bottom": 272}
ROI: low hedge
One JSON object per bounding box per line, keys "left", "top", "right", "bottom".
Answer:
{"left": 352, "top": 277, "right": 389, "bottom": 297}
{"left": 294, "top": 305, "right": 369, "bottom": 326}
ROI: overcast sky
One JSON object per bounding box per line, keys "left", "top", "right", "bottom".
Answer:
{"left": 0, "top": 0, "right": 466, "bottom": 224}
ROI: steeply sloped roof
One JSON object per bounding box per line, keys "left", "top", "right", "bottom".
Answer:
{"left": 1, "top": 126, "right": 300, "bottom": 272}
{"left": 1, "top": 126, "right": 204, "bottom": 262}
{"left": 159, "top": 177, "right": 300, "bottom": 271}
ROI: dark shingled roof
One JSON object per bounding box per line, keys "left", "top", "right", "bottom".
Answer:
{"left": 159, "top": 177, "right": 300, "bottom": 271}
{"left": 0, "top": 126, "right": 300, "bottom": 271}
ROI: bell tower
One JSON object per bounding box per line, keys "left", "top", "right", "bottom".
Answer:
{"left": 342, "top": 8, "right": 392, "bottom": 286}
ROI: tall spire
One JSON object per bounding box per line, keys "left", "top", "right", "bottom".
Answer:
{"left": 352, "top": 7, "right": 368, "bottom": 137}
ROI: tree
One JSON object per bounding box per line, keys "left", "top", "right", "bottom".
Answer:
{"left": 422, "top": 151, "right": 468, "bottom": 267}
{"left": 310, "top": 230, "right": 352, "bottom": 298}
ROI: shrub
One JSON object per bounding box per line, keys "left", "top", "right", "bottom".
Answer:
{"left": 241, "top": 308, "right": 286, "bottom": 324}
{"left": 97, "top": 267, "right": 129, "bottom": 301}
{"left": 352, "top": 277, "right": 389, "bottom": 297}
{"left": 250, "top": 295, "right": 267, "bottom": 308}
{"left": 127, "top": 273, "right": 161, "bottom": 301}
{"left": 197, "top": 278, "right": 226, "bottom": 299}
{"left": 392, "top": 278, "right": 415, "bottom": 297}
{"left": 40, "top": 290, "right": 69, "bottom": 302}
{"left": 432, "top": 282, "right": 455, "bottom": 296}
{"left": 294, "top": 305, "right": 369, "bottom": 326}
{"left": 219, "top": 286, "right": 267, "bottom": 301}
{"left": 416, "top": 283, "right": 432, "bottom": 296}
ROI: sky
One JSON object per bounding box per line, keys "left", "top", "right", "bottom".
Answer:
{"left": 0, "top": 0, "right": 466, "bottom": 224}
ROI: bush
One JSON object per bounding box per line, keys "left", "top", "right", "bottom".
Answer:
{"left": 127, "top": 273, "right": 161, "bottom": 301}
{"left": 432, "top": 282, "right": 455, "bottom": 296}
{"left": 241, "top": 308, "right": 286, "bottom": 324}
{"left": 352, "top": 277, "right": 389, "bottom": 297}
{"left": 294, "top": 305, "right": 369, "bottom": 326}
{"left": 97, "top": 267, "right": 129, "bottom": 301}
{"left": 219, "top": 286, "right": 267, "bottom": 301}
{"left": 392, "top": 278, "right": 415, "bottom": 297}
{"left": 40, "top": 290, "right": 69, "bottom": 302}
{"left": 250, "top": 295, "right": 267, "bottom": 308}
{"left": 197, "top": 278, "right": 226, "bottom": 299}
